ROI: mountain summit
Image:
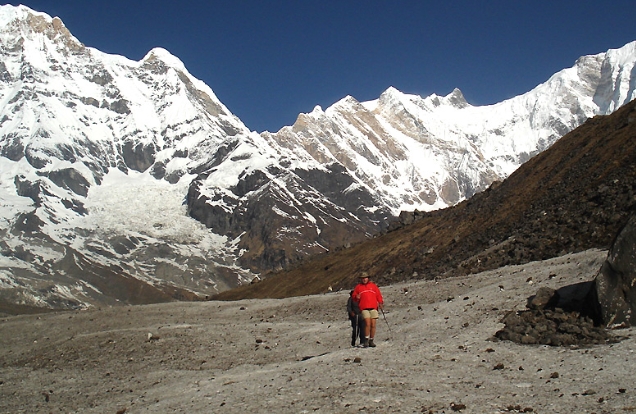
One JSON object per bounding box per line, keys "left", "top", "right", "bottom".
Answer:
{"left": 0, "top": 5, "right": 634, "bottom": 311}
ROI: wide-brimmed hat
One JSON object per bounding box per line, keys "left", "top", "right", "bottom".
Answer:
{"left": 358, "top": 271, "right": 370, "bottom": 279}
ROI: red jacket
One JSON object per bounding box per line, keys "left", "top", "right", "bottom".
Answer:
{"left": 352, "top": 281, "right": 383, "bottom": 310}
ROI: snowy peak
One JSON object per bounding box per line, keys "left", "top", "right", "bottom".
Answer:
{"left": 419, "top": 87, "right": 470, "bottom": 109}
{"left": 604, "top": 40, "right": 636, "bottom": 66}
{"left": 592, "top": 41, "right": 636, "bottom": 114}
{"left": 265, "top": 40, "right": 636, "bottom": 215}
{"left": 0, "top": 4, "right": 84, "bottom": 53}
{"left": 376, "top": 86, "right": 469, "bottom": 111}
{"left": 142, "top": 47, "right": 188, "bottom": 72}
{"left": 0, "top": 5, "right": 259, "bottom": 310}
{"left": 445, "top": 87, "right": 469, "bottom": 108}
{"left": 375, "top": 86, "right": 409, "bottom": 109}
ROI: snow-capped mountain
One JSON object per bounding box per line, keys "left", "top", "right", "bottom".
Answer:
{"left": 0, "top": 5, "right": 634, "bottom": 310}
{"left": 0, "top": 5, "right": 260, "bottom": 308}
{"left": 264, "top": 43, "right": 636, "bottom": 213}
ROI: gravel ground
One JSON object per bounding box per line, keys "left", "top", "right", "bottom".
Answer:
{"left": 1, "top": 248, "right": 635, "bottom": 413}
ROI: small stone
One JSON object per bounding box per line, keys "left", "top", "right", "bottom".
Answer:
{"left": 527, "top": 287, "right": 559, "bottom": 310}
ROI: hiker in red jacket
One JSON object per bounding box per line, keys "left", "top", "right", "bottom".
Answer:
{"left": 352, "top": 271, "right": 384, "bottom": 347}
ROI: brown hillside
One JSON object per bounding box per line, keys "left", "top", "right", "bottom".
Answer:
{"left": 214, "top": 100, "right": 636, "bottom": 300}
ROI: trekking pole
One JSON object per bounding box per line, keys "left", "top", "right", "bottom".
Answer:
{"left": 380, "top": 307, "right": 392, "bottom": 334}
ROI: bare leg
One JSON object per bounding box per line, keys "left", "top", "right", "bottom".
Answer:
{"left": 370, "top": 318, "right": 377, "bottom": 339}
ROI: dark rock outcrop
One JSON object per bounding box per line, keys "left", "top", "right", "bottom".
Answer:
{"left": 495, "top": 282, "right": 618, "bottom": 346}
{"left": 589, "top": 214, "right": 636, "bottom": 327}
{"left": 187, "top": 161, "right": 392, "bottom": 273}
{"left": 40, "top": 168, "right": 90, "bottom": 197}
{"left": 494, "top": 307, "right": 615, "bottom": 346}
{"left": 121, "top": 141, "right": 156, "bottom": 172}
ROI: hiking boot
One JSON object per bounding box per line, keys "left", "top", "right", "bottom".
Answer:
{"left": 361, "top": 339, "right": 369, "bottom": 348}
{"left": 351, "top": 340, "right": 356, "bottom": 347}
{"left": 369, "top": 339, "right": 376, "bottom": 347}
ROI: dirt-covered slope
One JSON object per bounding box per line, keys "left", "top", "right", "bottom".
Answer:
{"left": 4, "top": 250, "right": 635, "bottom": 413}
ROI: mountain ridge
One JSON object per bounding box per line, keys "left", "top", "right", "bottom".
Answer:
{"left": 0, "top": 4, "right": 634, "bottom": 311}
{"left": 215, "top": 98, "right": 636, "bottom": 300}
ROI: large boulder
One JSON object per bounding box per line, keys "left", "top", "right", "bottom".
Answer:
{"left": 494, "top": 307, "right": 612, "bottom": 346}
{"left": 494, "top": 283, "right": 616, "bottom": 346}
{"left": 589, "top": 215, "right": 636, "bottom": 327}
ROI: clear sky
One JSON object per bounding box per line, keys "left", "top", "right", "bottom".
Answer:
{"left": 10, "top": 1, "right": 636, "bottom": 133}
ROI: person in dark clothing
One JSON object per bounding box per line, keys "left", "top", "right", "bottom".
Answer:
{"left": 347, "top": 290, "right": 365, "bottom": 347}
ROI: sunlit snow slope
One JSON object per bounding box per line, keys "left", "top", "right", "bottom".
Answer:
{"left": 264, "top": 43, "right": 636, "bottom": 212}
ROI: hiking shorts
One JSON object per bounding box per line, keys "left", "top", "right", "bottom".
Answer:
{"left": 361, "top": 309, "right": 379, "bottom": 319}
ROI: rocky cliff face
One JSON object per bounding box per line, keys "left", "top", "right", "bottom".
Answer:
{"left": 0, "top": 5, "right": 635, "bottom": 311}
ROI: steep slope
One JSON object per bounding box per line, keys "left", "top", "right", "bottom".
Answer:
{"left": 0, "top": 5, "right": 259, "bottom": 309}
{"left": 184, "top": 133, "right": 392, "bottom": 273}
{"left": 215, "top": 99, "right": 636, "bottom": 300}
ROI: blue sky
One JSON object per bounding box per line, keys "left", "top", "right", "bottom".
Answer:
{"left": 11, "top": 1, "right": 636, "bottom": 133}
